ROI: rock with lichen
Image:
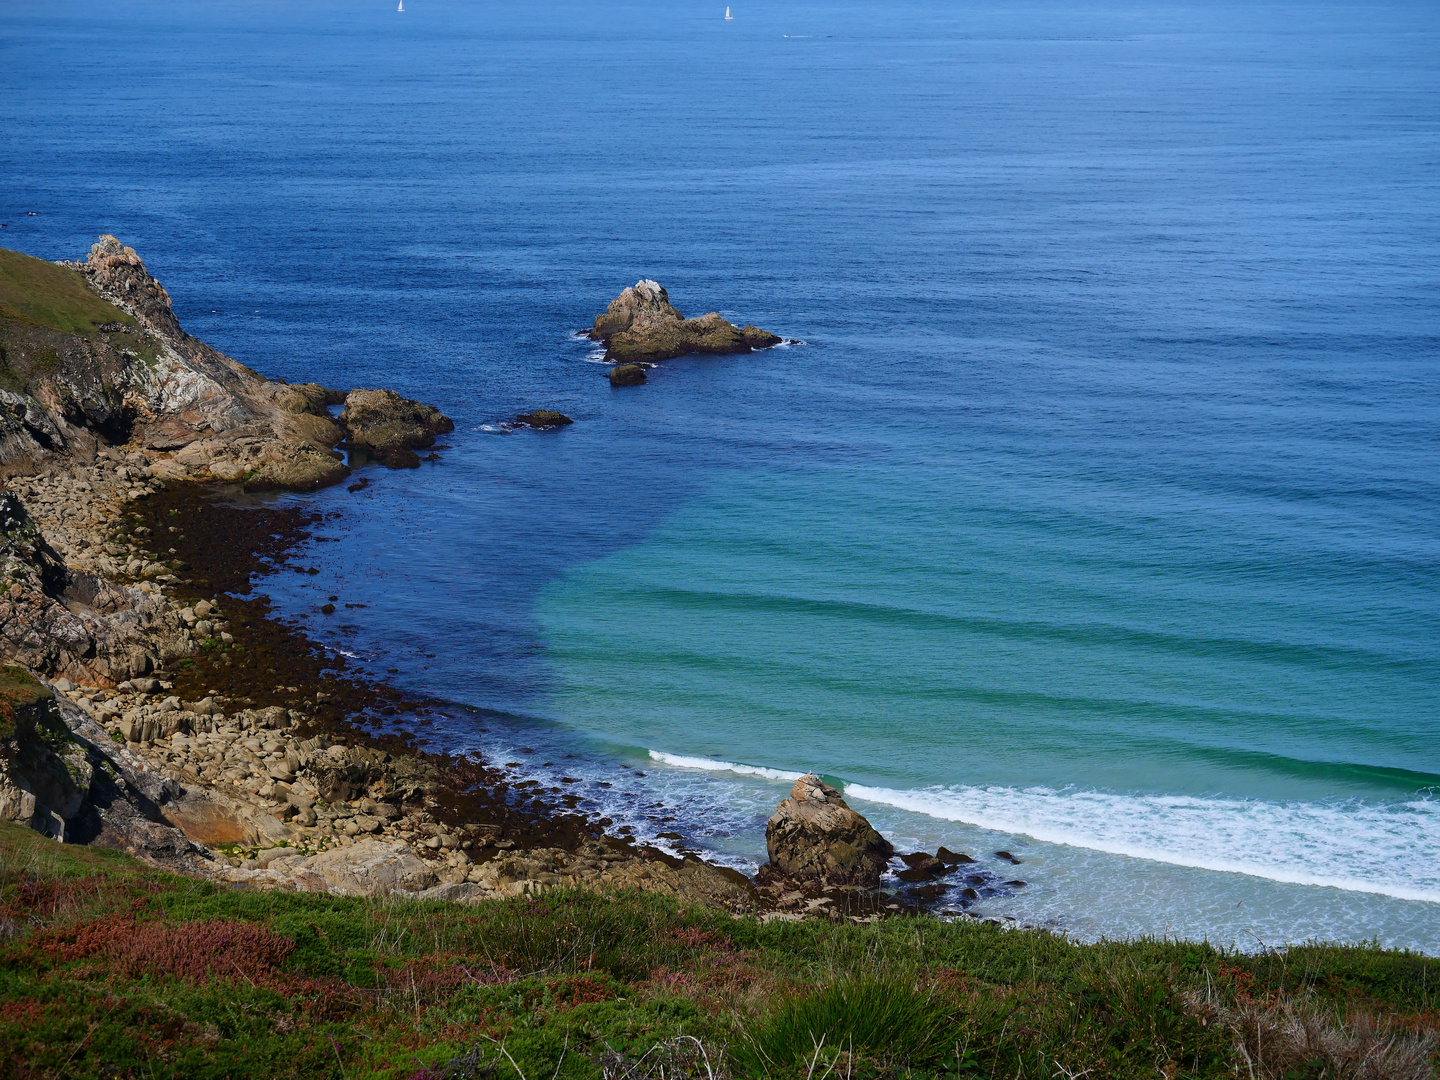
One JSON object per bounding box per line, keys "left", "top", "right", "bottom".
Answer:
{"left": 765, "top": 773, "right": 894, "bottom": 888}
{"left": 588, "top": 280, "right": 783, "bottom": 365}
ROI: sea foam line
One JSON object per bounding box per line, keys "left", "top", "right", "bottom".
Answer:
{"left": 648, "top": 750, "right": 803, "bottom": 783}
{"left": 843, "top": 783, "right": 1440, "bottom": 904}
{"left": 644, "top": 751, "right": 1440, "bottom": 903}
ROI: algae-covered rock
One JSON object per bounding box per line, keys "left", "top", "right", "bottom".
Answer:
{"left": 339, "top": 388, "right": 454, "bottom": 468}
{"left": 608, "top": 364, "right": 648, "bottom": 387}
{"left": 514, "top": 410, "right": 573, "bottom": 428}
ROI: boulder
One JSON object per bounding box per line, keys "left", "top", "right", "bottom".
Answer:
{"left": 765, "top": 773, "right": 894, "bottom": 888}
{"left": 608, "top": 364, "right": 648, "bottom": 386}
{"left": 301, "top": 837, "right": 437, "bottom": 897}
{"left": 589, "top": 280, "right": 782, "bottom": 365}
{"left": 338, "top": 388, "right": 454, "bottom": 468}
{"left": 899, "top": 851, "right": 947, "bottom": 878}
{"left": 514, "top": 410, "right": 573, "bottom": 428}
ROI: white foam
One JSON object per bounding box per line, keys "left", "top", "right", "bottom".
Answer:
{"left": 648, "top": 749, "right": 803, "bottom": 783}
{"left": 843, "top": 782, "right": 1440, "bottom": 904}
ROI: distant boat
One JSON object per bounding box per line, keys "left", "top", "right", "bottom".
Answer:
{"left": 724, "top": 6, "right": 732, "bottom": 19}
{"left": 397, "top": 0, "right": 404, "bottom": 10}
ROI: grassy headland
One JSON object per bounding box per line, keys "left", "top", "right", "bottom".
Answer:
{"left": 0, "top": 248, "right": 133, "bottom": 337}
{"left": 1, "top": 822, "right": 1435, "bottom": 1080}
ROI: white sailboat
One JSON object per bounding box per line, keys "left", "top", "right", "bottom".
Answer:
{"left": 397, "top": 0, "right": 404, "bottom": 10}
{"left": 724, "top": 6, "right": 732, "bottom": 19}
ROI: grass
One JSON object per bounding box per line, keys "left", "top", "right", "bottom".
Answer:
{"left": 0, "top": 822, "right": 1435, "bottom": 1080}
{"left": 0, "top": 247, "right": 134, "bottom": 337}
{"left": 0, "top": 665, "right": 51, "bottom": 741}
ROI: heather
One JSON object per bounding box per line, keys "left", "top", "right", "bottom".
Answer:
{"left": 0, "top": 823, "right": 1434, "bottom": 1080}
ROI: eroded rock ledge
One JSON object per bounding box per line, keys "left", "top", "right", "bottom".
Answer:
{"left": 589, "top": 280, "right": 783, "bottom": 366}
{"left": 0, "top": 236, "right": 451, "bottom": 488}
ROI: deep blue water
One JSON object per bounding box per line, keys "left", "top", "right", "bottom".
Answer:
{"left": 3, "top": 0, "right": 1438, "bottom": 950}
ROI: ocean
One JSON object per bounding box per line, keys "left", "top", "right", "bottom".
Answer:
{"left": 3, "top": 0, "right": 1437, "bottom": 951}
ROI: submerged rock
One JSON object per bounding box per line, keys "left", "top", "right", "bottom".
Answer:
{"left": 608, "top": 364, "right": 648, "bottom": 386}
{"left": 514, "top": 410, "right": 573, "bottom": 428}
{"left": 589, "top": 280, "right": 783, "bottom": 364}
{"left": 765, "top": 773, "right": 894, "bottom": 888}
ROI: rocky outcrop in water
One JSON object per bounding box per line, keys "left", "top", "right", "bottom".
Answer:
{"left": 589, "top": 280, "right": 783, "bottom": 365}
{"left": 338, "top": 388, "right": 454, "bottom": 468}
{"left": 608, "top": 364, "right": 648, "bottom": 386}
{"left": 514, "top": 409, "right": 573, "bottom": 428}
{"left": 765, "top": 773, "right": 894, "bottom": 888}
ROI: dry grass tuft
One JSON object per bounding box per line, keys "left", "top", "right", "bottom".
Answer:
{"left": 600, "top": 1034, "right": 730, "bottom": 1080}
{"left": 1188, "top": 990, "right": 1440, "bottom": 1080}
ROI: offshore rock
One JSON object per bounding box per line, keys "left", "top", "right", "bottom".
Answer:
{"left": 338, "top": 388, "right": 454, "bottom": 468}
{"left": 608, "top": 364, "right": 647, "bottom": 387}
{"left": 514, "top": 409, "right": 573, "bottom": 428}
{"left": 589, "top": 280, "right": 782, "bottom": 365}
{"left": 765, "top": 773, "right": 894, "bottom": 888}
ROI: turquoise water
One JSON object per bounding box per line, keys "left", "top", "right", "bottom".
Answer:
{"left": 4, "top": 0, "right": 1438, "bottom": 949}
{"left": 535, "top": 462, "right": 1440, "bottom": 944}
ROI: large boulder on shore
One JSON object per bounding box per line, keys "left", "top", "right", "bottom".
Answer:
{"left": 589, "top": 280, "right": 782, "bottom": 364}
{"left": 338, "top": 389, "right": 454, "bottom": 468}
{"left": 765, "top": 773, "right": 894, "bottom": 888}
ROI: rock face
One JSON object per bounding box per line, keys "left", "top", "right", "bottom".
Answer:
{"left": 589, "top": 280, "right": 782, "bottom": 365}
{"left": 0, "top": 494, "right": 173, "bottom": 685}
{"left": 272, "top": 837, "right": 438, "bottom": 897}
{"left": 0, "top": 684, "right": 214, "bottom": 873}
{"left": 0, "top": 237, "right": 451, "bottom": 490}
{"left": 338, "top": 388, "right": 454, "bottom": 468}
{"left": 765, "top": 773, "right": 894, "bottom": 888}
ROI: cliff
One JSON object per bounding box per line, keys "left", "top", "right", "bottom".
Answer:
{"left": 0, "top": 236, "right": 452, "bottom": 488}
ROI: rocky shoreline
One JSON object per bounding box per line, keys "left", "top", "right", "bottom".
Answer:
{"left": 0, "top": 237, "right": 1023, "bottom": 924}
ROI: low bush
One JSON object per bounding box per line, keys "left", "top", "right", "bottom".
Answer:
{"left": 0, "top": 823, "right": 1435, "bottom": 1080}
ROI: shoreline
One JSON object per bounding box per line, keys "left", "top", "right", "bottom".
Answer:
{"left": 0, "top": 235, "right": 1015, "bottom": 923}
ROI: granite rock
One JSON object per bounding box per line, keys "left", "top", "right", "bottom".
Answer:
{"left": 589, "top": 280, "right": 782, "bottom": 365}
{"left": 765, "top": 773, "right": 894, "bottom": 888}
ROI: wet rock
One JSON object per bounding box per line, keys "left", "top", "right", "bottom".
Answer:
{"left": 996, "top": 850, "right": 1022, "bottom": 864}
{"left": 514, "top": 410, "right": 573, "bottom": 428}
{"left": 937, "top": 846, "right": 974, "bottom": 864}
{"left": 589, "top": 280, "right": 782, "bottom": 365}
{"left": 900, "top": 851, "right": 947, "bottom": 876}
{"left": 765, "top": 773, "right": 894, "bottom": 888}
{"left": 608, "top": 364, "right": 647, "bottom": 386}
{"left": 338, "top": 389, "right": 454, "bottom": 468}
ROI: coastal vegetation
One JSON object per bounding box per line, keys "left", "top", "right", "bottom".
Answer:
{"left": 0, "top": 248, "right": 133, "bottom": 338}
{"left": 1, "top": 821, "right": 1435, "bottom": 1080}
